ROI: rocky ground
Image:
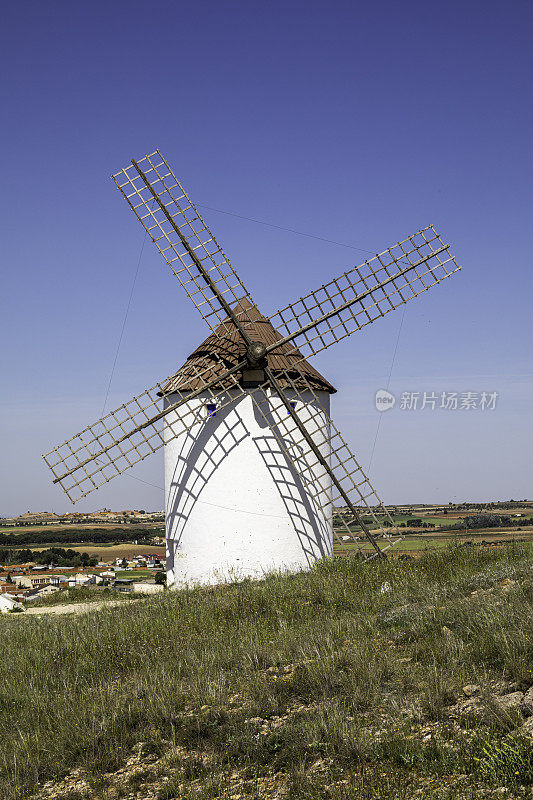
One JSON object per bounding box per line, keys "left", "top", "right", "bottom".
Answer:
{"left": 31, "top": 675, "right": 533, "bottom": 800}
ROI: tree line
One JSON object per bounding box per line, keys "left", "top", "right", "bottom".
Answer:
{"left": 0, "top": 527, "right": 160, "bottom": 547}
{"left": 0, "top": 547, "right": 98, "bottom": 567}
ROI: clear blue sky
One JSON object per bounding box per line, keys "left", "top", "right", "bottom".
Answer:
{"left": 1, "top": 0, "right": 531, "bottom": 515}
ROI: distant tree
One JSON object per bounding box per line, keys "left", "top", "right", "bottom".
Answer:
{"left": 121, "top": 557, "right": 128, "bottom": 568}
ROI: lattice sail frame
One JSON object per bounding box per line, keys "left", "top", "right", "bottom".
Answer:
{"left": 250, "top": 375, "right": 402, "bottom": 559}
{"left": 112, "top": 151, "right": 257, "bottom": 335}
{"left": 43, "top": 354, "right": 248, "bottom": 503}
{"left": 268, "top": 225, "right": 459, "bottom": 359}
{"left": 44, "top": 368, "right": 397, "bottom": 559}
{"left": 44, "top": 148, "right": 462, "bottom": 546}
{"left": 43, "top": 236, "right": 461, "bottom": 503}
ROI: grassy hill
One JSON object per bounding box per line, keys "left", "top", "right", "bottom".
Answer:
{"left": 3, "top": 544, "right": 533, "bottom": 799}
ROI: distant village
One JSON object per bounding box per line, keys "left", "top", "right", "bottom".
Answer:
{"left": 0, "top": 508, "right": 166, "bottom": 613}
{"left": 0, "top": 508, "right": 165, "bottom": 526}
{"left": 0, "top": 552, "right": 166, "bottom": 612}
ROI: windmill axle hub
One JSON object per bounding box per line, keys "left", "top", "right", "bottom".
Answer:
{"left": 247, "top": 340, "right": 267, "bottom": 364}
{"left": 242, "top": 341, "right": 267, "bottom": 387}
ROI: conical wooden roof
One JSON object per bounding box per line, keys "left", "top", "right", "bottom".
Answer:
{"left": 161, "top": 298, "right": 336, "bottom": 395}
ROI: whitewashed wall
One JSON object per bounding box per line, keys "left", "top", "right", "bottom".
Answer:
{"left": 164, "top": 388, "right": 332, "bottom": 588}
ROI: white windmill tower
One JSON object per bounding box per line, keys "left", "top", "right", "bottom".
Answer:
{"left": 43, "top": 151, "right": 461, "bottom": 586}
{"left": 162, "top": 298, "right": 337, "bottom": 587}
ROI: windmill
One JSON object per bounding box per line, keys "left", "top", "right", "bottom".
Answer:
{"left": 43, "top": 151, "right": 461, "bottom": 587}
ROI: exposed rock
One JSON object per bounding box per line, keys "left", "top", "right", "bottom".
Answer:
{"left": 516, "top": 715, "right": 533, "bottom": 741}
{"left": 494, "top": 691, "right": 524, "bottom": 713}
{"left": 448, "top": 695, "right": 486, "bottom": 722}
{"left": 520, "top": 686, "right": 533, "bottom": 717}
{"left": 463, "top": 684, "right": 481, "bottom": 697}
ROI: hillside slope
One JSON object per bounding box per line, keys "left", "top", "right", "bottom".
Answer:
{"left": 2, "top": 544, "right": 533, "bottom": 799}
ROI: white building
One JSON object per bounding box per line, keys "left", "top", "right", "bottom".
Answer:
{"left": 163, "top": 300, "right": 336, "bottom": 589}
{"left": 0, "top": 595, "right": 24, "bottom": 613}
{"left": 76, "top": 573, "right": 95, "bottom": 585}
{"left": 132, "top": 581, "right": 164, "bottom": 595}
{"left": 49, "top": 574, "right": 68, "bottom": 586}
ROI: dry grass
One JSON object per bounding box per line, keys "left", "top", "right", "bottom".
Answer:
{"left": 28, "top": 586, "right": 141, "bottom": 607}
{"left": 1, "top": 543, "right": 533, "bottom": 799}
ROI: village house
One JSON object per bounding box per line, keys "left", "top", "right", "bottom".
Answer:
{"left": 49, "top": 574, "right": 69, "bottom": 586}
{"left": 14, "top": 574, "right": 54, "bottom": 590}
{"left": 24, "top": 585, "right": 59, "bottom": 601}
{"left": 0, "top": 583, "right": 26, "bottom": 601}
{"left": 66, "top": 573, "right": 93, "bottom": 587}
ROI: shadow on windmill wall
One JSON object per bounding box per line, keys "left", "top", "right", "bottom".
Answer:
{"left": 165, "top": 396, "right": 247, "bottom": 553}
{"left": 252, "top": 393, "right": 332, "bottom": 567}
{"left": 165, "top": 391, "right": 332, "bottom": 579}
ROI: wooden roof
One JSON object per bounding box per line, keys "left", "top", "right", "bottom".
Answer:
{"left": 161, "top": 299, "right": 336, "bottom": 395}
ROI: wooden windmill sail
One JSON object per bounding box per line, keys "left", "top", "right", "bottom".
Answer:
{"left": 43, "top": 151, "right": 461, "bottom": 567}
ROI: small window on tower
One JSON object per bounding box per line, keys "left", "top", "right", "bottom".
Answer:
{"left": 206, "top": 404, "right": 217, "bottom": 418}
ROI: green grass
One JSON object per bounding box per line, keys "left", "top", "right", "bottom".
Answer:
{"left": 334, "top": 535, "right": 448, "bottom": 552}
{"left": 114, "top": 568, "right": 155, "bottom": 579}
{"left": 334, "top": 532, "right": 531, "bottom": 557}
{"left": 2, "top": 543, "right": 533, "bottom": 799}
{"left": 386, "top": 536, "right": 448, "bottom": 550}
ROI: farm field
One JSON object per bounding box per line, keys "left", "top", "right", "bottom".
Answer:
{"left": 26, "top": 543, "right": 167, "bottom": 560}
{"left": 334, "top": 527, "right": 533, "bottom": 556}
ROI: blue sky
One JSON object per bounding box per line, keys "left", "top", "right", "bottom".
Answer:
{"left": 1, "top": 0, "right": 531, "bottom": 515}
